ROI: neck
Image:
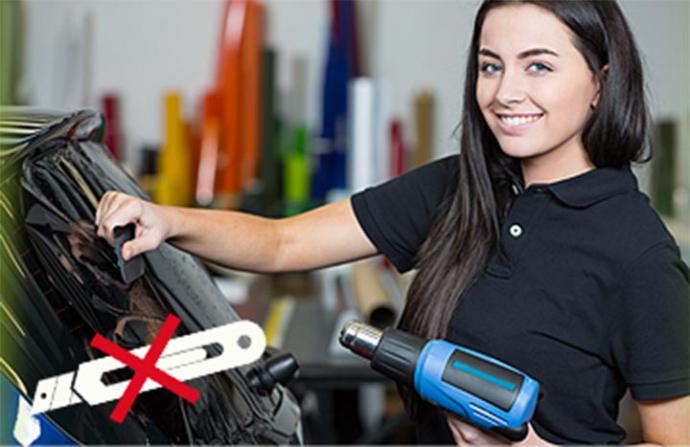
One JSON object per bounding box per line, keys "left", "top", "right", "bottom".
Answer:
{"left": 521, "top": 146, "right": 595, "bottom": 188}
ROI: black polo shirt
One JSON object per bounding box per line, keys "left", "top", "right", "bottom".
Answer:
{"left": 350, "top": 155, "right": 690, "bottom": 444}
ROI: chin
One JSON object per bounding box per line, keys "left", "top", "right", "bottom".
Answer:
{"left": 498, "top": 143, "right": 544, "bottom": 160}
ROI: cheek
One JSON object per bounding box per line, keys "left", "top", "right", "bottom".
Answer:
{"left": 475, "top": 80, "right": 495, "bottom": 109}
{"left": 476, "top": 82, "right": 497, "bottom": 124}
{"left": 539, "top": 79, "right": 593, "bottom": 119}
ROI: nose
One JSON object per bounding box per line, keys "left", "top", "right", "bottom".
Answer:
{"left": 494, "top": 68, "right": 527, "bottom": 106}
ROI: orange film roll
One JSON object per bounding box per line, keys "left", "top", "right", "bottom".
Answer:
{"left": 239, "top": 1, "right": 264, "bottom": 191}
{"left": 216, "top": 0, "right": 248, "bottom": 203}
{"left": 196, "top": 90, "right": 220, "bottom": 206}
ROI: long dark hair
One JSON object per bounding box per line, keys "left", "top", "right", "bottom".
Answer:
{"left": 399, "top": 0, "right": 651, "bottom": 344}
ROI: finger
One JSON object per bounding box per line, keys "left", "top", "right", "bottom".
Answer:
{"left": 96, "top": 190, "right": 125, "bottom": 230}
{"left": 458, "top": 423, "right": 484, "bottom": 444}
{"left": 100, "top": 195, "right": 136, "bottom": 229}
{"left": 445, "top": 413, "right": 468, "bottom": 446}
{"left": 96, "top": 193, "right": 143, "bottom": 245}
{"left": 519, "top": 423, "right": 540, "bottom": 445}
{"left": 95, "top": 191, "right": 116, "bottom": 226}
{"left": 121, "top": 231, "right": 160, "bottom": 260}
{"left": 96, "top": 193, "right": 124, "bottom": 241}
{"left": 447, "top": 421, "right": 464, "bottom": 446}
{"left": 101, "top": 200, "right": 141, "bottom": 245}
{"left": 100, "top": 201, "right": 143, "bottom": 246}
{"left": 453, "top": 419, "right": 499, "bottom": 445}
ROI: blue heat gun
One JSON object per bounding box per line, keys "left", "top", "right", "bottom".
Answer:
{"left": 339, "top": 321, "right": 541, "bottom": 441}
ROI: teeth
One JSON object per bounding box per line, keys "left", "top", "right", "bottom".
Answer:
{"left": 500, "top": 114, "right": 542, "bottom": 126}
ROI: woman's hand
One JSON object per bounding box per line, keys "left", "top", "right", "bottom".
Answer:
{"left": 95, "top": 191, "right": 171, "bottom": 261}
{"left": 445, "top": 412, "right": 554, "bottom": 446}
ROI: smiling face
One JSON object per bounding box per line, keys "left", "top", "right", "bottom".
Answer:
{"left": 476, "top": 3, "right": 602, "bottom": 182}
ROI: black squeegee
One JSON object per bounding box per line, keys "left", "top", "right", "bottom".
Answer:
{"left": 113, "top": 224, "right": 145, "bottom": 284}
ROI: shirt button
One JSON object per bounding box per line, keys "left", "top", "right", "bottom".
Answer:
{"left": 509, "top": 224, "right": 523, "bottom": 238}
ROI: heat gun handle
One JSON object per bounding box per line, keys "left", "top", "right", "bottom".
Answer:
{"left": 414, "top": 341, "right": 540, "bottom": 436}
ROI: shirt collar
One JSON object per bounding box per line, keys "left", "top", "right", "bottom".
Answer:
{"left": 511, "top": 166, "right": 638, "bottom": 208}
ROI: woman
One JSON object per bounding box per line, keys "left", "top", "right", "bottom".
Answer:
{"left": 95, "top": 0, "right": 689, "bottom": 444}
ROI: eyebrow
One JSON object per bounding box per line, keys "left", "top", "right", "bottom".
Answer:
{"left": 478, "top": 47, "right": 560, "bottom": 60}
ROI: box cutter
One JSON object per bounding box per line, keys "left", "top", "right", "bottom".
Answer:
{"left": 30, "top": 320, "right": 266, "bottom": 415}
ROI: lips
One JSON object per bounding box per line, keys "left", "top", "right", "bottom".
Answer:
{"left": 495, "top": 112, "right": 544, "bottom": 135}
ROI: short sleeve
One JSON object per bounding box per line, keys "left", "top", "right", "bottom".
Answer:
{"left": 350, "top": 155, "right": 458, "bottom": 273}
{"left": 611, "top": 242, "right": 690, "bottom": 400}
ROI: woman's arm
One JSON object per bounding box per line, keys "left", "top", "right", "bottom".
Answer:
{"left": 635, "top": 395, "right": 690, "bottom": 445}
{"left": 95, "top": 192, "right": 378, "bottom": 273}
{"left": 272, "top": 196, "right": 379, "bottom": 272}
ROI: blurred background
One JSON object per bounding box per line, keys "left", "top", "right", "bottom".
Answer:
{"left": 3, "top": 0, "right": 688, "bottom": 231}
{"left": 1, "top": 0, "right": 688, "bottom": 444}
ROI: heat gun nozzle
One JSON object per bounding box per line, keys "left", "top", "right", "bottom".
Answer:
{"left": 340, "top": 321, "right": 426, "bottom": 387}
{"left": 339, "top": 320, "right": 383, "bottom": 360}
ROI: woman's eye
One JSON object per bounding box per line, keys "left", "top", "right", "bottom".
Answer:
{"left": 528, "top": 62, "right": 551, "bottom": 73}
{"left": 480, "top": 63, "right": 502, "bottom": 74}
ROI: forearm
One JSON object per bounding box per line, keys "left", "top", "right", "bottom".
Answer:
{"left": 149, "top": 198, "right": 376, "bottom": 275}
{"left": 160, "top": 205, "right": 282, "bottom": 273}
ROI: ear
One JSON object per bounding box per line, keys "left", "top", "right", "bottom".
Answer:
{"left": 591, "top": 64, "right": 609, "bottom": 109}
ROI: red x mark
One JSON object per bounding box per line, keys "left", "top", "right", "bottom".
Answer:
{"left": 90, "top": 314, "right": 200, "bottom": 423}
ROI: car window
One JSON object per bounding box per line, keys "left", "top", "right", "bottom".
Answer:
{"left": 0, "top": 112, "right": 299, "bottom": 444}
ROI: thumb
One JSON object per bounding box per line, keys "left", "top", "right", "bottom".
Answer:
{"left": 121, "top": 232, "right": 160, "bottom": 260}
